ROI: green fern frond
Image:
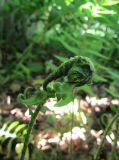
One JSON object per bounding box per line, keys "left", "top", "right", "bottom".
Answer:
{"left": 0, "top": 121, "right": 27, "bottom": 158}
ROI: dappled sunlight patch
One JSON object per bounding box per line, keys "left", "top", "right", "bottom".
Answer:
{"left": 80, "top": 99, "right": 92, "bottom": 115}
{"left": 80, "top": 111, "right": 87, "bottom": 125}
{"left": 90, "top": 129, "right": 103, "bottom": 145}
{"left": 106, "top": 135, "right": 114, "bottom": 145}
{"left": 34, "top": 126, "right": 88, "bottom": 153}
{"left": 117, "top": 141, "right": 119, "bottom": 149}
{"left": 91, "top": 129, "right": 119, "bottom": 150}
{"left": 86, "top": 96, "right": 110, "bottom": 112}
{"left": 45, "top": 98, "right": 79, "bottom": 114}
{"left": 34, "top": 129, "right": 61, "bottom": 150}
{"left": 111, "top": 99, "right": 119, "bottom": 105}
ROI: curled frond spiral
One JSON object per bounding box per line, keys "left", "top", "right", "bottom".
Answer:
{"left": 43, "top": 56, "right": 95, "bottom": 90}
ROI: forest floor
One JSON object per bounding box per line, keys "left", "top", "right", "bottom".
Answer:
{"left": 0, "top": 89, "right": 119, "bottom": 160}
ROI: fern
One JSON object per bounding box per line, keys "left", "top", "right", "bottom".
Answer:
{"left": 43, "top": 56, "right": 94, "bottom": 90}
{"left": 0, "top": 121, "right": 27, "bottom": 159}
{"left": 19, "top": 55, "right": 95, "bottom": 160}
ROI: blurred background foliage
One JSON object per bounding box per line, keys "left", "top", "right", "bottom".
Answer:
{"left": 0, "top": 0, "right": 119, "bottom": 98}
{"left": 0, "top": 1, "right": 119, "bottom": 159}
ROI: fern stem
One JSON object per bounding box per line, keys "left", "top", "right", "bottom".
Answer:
{"left": 94, "top": 113, "right": 119, "bottom": 160}
{"left": 20, "top": 105, "right": 41, "bottom": 160}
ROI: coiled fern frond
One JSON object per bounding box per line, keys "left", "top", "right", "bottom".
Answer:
{"left": 19, "top": 56, "right": 95, "bottom": 160}
{"left": 43, "top": 56, "right": 95, "bottom": 90}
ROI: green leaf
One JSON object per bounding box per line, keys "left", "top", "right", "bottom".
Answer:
{"left": 14, "top": 124, "right": 26, "bottom": 134}
{"left": 105, "top": 84, "right": 119, "bottom": 98}
{"left": 93, "top": 74, "right": 107, "bottom": 82}
{"left": 79, "top": 85, "right": 95, "bottom": 97}
{"left": 55, "top": 95, "right": 74, "bottom": 107}
{"left": 54, "top": 55, "right": 68, "bottom": 62}
{"left": 56, "top": 37, "right": 79, "bottom": 55}
{"left": 54, "top": 83, "right": 74, "bottom": 107}
{"left": 7, "top": 121, "right": 19, "bottom": 132}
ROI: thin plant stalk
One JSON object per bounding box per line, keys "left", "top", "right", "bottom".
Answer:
{"left": 20, "top": 105, "right": 41, "bottom": 160}
{"left": 94, "top": 113, "right": 119, "bottom": 160}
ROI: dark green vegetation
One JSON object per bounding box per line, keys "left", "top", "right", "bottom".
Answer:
{"left": 0, "top": 0, "right": 119, "bottom": 160}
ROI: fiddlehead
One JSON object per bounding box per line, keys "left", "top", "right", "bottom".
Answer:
{"left": 20, "top": 56, "right": 94, "bottom": 160}
{"left": 43, "top": 56, "right": 95, "bottom": 90}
